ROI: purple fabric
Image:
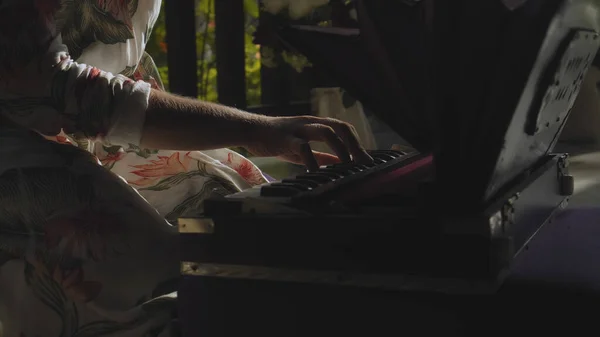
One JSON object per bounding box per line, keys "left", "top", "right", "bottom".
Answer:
{"left": 510, "top": 207, "right": 600, "bottom": 290}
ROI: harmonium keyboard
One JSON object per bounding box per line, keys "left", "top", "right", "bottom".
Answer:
{"left": 178, "top": 149, "right": 573, "bottom": 336}
{"left": 177, "top": 0, "right": 599, "bottom": 335}
{"left": 228, "top": 148, "right": 430, "bottom": 206}
{"left": 180, "top": 149, "right": 570, "bottom": 291}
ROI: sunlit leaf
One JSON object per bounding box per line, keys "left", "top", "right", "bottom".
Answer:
{"left": 244, "top": 0, "right": 260, "bottom": 18}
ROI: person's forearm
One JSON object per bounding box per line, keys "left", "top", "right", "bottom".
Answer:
{"left": 139, "top": 89, "right": 271, "bottom": 151}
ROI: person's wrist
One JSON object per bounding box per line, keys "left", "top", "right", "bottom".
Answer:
{"left": 242, "top": 114, "right": 274, "bottom": 148}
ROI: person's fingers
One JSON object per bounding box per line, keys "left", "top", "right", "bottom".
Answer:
{"left": 279, "top": 151, "right": 340, "bottom": 168}
{"left": 312, "top": 151, "right": 341, "bottom": 166}
{"left": 296, "top": 124, "right": 352, "bottom": 163}
{"left": 319, "top": 119, "right": 373, "bottom": 164}
{"left": 287, "top": 136, "right": 319, "bottom": 171}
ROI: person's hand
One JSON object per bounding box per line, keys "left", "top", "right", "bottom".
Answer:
{"left": 245, "top": 116, "right": 373, "bottom": 171}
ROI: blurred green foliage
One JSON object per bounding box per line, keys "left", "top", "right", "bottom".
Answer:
{"left": 145, "top": 0, "right": 262, "bottom": 106}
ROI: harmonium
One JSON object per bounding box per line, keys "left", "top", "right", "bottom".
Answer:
{"left": 177, "top": 0, "right": 600, "bottom": 335}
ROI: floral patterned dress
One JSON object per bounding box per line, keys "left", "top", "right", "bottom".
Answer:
{"left": 0, "top": 1, "right": 268, "bottom": 336}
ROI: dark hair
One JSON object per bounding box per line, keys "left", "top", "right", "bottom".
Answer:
{"left": 0, "top": 0, "right": 60, "bottom": 75}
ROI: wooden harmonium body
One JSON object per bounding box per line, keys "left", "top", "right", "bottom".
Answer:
{"left": 177, "top": 151, "right": 573, "bottom": 336}
{"left": 176, "top": 0, "right": 600, "bottom": 335}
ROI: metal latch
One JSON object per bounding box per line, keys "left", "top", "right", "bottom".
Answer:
{"left": 557, "top": 154, "right": 574, "bottom": 196}
{"left": 501, "top": 194, "right": 519, "bottom": 233}
{"left": 489, "top": 194, "right": 518, "bottom": 237}
{"left": 502, "top": 194, "right": 518, "bottom": 228}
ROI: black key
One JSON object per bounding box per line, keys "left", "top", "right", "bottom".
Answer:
{"left": 369, "top": 150, "right": 404, "bottom": 158}
{"left": 388, "top": 150, "right": 405, "bottom": 157}
{"left": 310, "top": 172, "right": 342, "bottom": 179}
{"left": 296, "top": 174, "right": 335, "bottom": 183}
{"left": 371, "top": 153, "right": 396, "bottom": 161}
{"left": 328, "top": 164, "right": 362, "bottom": 173}
{"left": 373, "top": 158, "right": 386, "bottom": 165}
{"left": 261, "top": 185, "right": 301, "bottom": 197}
{"left": 282, "top": 179, "right": 320, "bottom": 188}
{"left": 270, "top": 182, "right": 311, "bottom": 191}
{"left": 317, "top": 168, "right": 351, "bottom": 176}
{"left": 384, "top": 150, "right": 404, "bottom": 157}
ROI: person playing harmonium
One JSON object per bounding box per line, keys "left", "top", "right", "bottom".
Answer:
{"left": 0, "top": 0, "right": 374, "bottom": 336}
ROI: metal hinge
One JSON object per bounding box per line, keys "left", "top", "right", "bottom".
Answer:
{"left": 489, "top": 194, "right": 519, "bottom": 237}
{"left": 501, "top": 194, "right": 519, "bottom": 230}
{"left": 502, "top": 194, "right": 518, "bottom": 227}
{"left": 557, "top": 154, "right": 574, "bottom": 196}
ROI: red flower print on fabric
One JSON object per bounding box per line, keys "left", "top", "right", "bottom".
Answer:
{"left": 224, "top": 153, "right": 265, "bottom": 186}
{"left": 128, "top": 152, "right": 193, "bottom": 187}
